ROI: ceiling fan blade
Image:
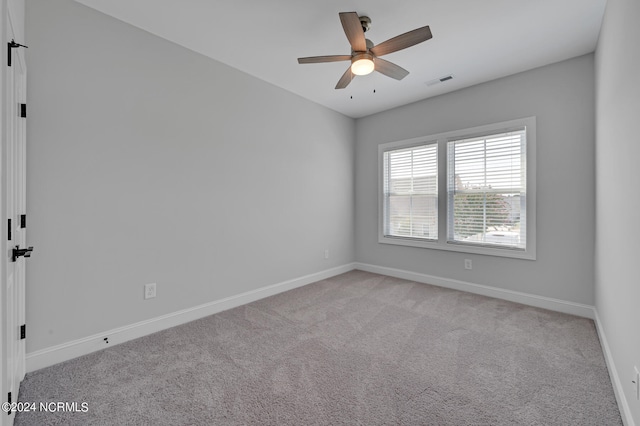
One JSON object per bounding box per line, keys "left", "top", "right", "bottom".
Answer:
{"left": 339, "top": 12, "right": 367, "bottom": 52}
{"left": 370, "top": 26, "right": 432, "bottom": 57}
{"left": 335, "top": 67, "right": 354, "bottom": 89}
{"left": 375, "top": 58, "right": 409, "bottom": 80}
{"left": 298, "top": 55, "right": 352, "bottom": 64}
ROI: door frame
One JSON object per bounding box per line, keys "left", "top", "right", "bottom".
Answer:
{"left": 1, "top": 1, "right": 26, "bottom": 425}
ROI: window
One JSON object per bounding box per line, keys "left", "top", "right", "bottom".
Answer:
{"left": 447, "top": 129, "right": 526, "bottom": 250}
{"left": 382, "top": 143, "right": 438, "bottom": 240}
{"left": 379, "top": 117, "right": 536, "bottom": 260}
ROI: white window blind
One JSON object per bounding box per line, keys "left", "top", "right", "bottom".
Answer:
{"left": 383, "top": 143, "right": 438, "bottom": 240}
{"left": 447, "top": 129, "right": 526, "bottom": 249}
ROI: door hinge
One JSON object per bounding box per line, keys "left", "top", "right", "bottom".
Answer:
{"left": 8, "top": 39, "right": 28, "bottom": 67}
{"left": 20, "top": 103, "right": 26, "bottom": 118}
{"left": 6, "top": 392, "right": 11, "bottom": 415}
{"left": 8, "top": 218, "right": 11, "bottom": 241}
{"left": 20, "top": 214, "right": 26, "bottom": 229}
{"left": 20, "top": 324, "right": 26, "bottom": 340}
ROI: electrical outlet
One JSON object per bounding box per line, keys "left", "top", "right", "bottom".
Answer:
{"left": 464, "top": 259, "right": 472, "bottom": 270}
{"left": 634, "top": 366, "right": 639, "bottom": 400}
{"left": 324, "top": 249, "right": 329, "bottom": 259}
{"left": 144, "top": 283, "right": 156, "bottom": 299}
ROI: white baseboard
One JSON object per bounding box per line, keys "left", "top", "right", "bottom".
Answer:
{"left": 26, "top": 261, "right": 630, "bottom": 423}
{"left": 354, "top": 262, "right": 595, "bottom": 319}
{"left": 28, "top": 261, "right": 629, "bottom": 423}
{"left": 26, "top": 263, "right": 356, "bottom": 372}
{"left": 26, "top": 262, "right": 597, "bottom": 372}
{"left": 594, "top": 310, "right": 635, "bottom": 426}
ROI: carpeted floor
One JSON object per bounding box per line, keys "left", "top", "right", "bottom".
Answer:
{"left": 15, "top": 270, "right": 622, "bottom": 425}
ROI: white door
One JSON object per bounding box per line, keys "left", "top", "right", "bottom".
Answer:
{"left": 2, "top": 1, "right": 27, "bottom": 424}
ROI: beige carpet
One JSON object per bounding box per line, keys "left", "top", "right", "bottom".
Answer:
{"left": 15, "top": 270, "right": 622, "bottom": 425}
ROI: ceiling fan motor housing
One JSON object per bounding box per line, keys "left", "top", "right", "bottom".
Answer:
{"left": 353, "top": 39, "right": 374, "bottom": 55}
{"left": 352, "top": 52, "right": 374, "bottom": 64}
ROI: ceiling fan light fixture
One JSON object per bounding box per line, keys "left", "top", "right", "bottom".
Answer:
{"left": 351, "top": 53, "right": 374, "bottom": 76}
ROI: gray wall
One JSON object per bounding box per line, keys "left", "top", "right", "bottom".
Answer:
{"left": 595, "top": 0, "right": 640, "bottom": 422}
{"left": 25, "top": 0, "right": 355, "bottom": 352}
{"left": 355, "top": 54, "right": 595, "bottom": 305}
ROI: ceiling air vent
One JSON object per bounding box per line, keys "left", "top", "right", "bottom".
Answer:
{"left": 425, "top": 74, "right": 454, "bottom": 87}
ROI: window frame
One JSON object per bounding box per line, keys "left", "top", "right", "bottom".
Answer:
{"left": 378, "top": 117, "right": 536, "bottom": 260}
{"left": 382, "top": 141, "right": 439, "bottom": 241}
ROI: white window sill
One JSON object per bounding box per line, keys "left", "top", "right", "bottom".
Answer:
{"left": 378, "top": 235, "right": 536, "bottom": 260}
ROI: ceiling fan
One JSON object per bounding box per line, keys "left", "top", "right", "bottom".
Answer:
{"left": 297, "top": 12, "right": 432, "bottom": 89}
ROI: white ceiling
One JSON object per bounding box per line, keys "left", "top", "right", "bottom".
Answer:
{"left": 74, "top": 0, "right": 607, "bottom": 118}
